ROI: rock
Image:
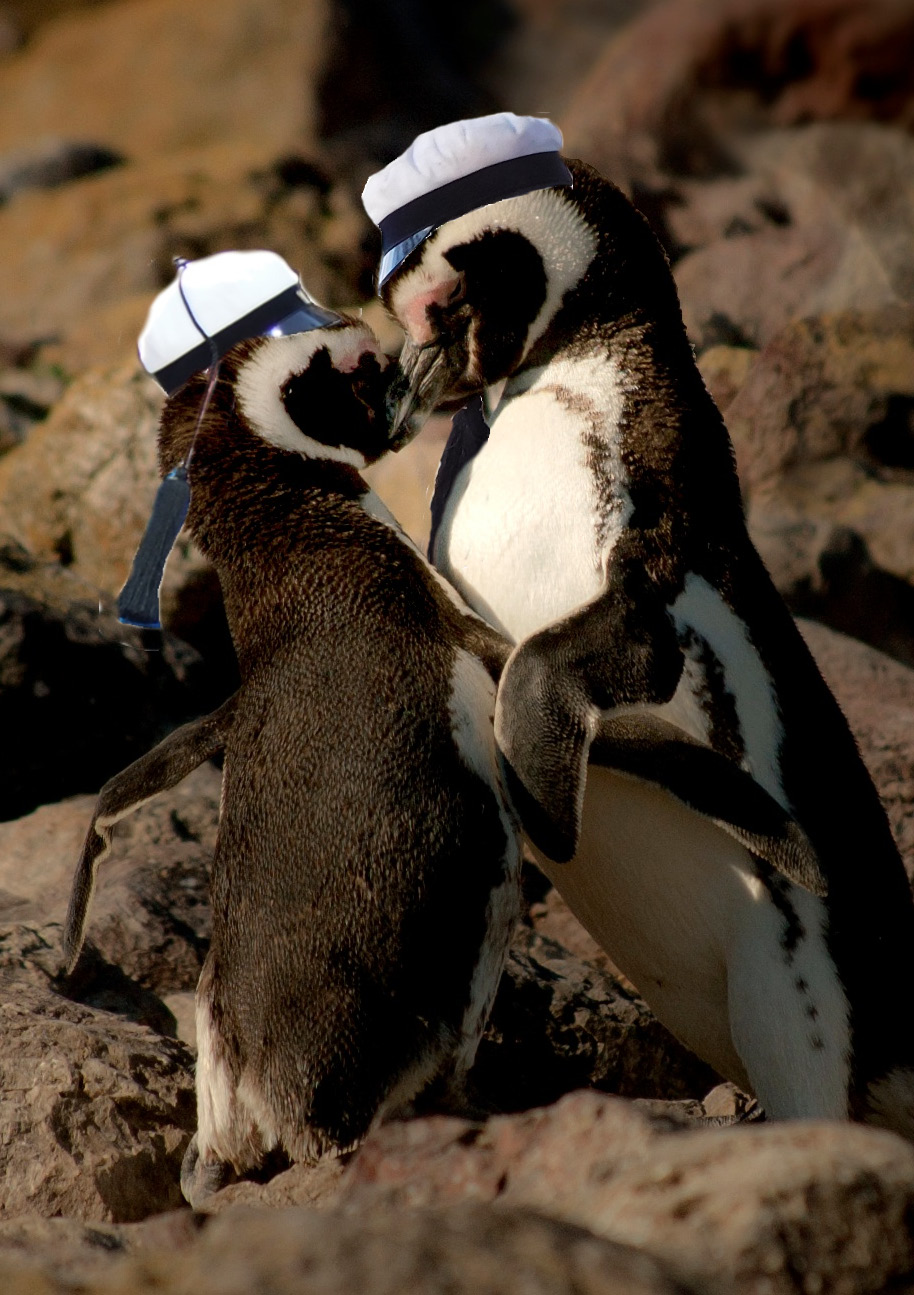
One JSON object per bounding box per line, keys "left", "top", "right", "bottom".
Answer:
{"left": 65, "top": 764, "right": 220, "bottom": 994}
{"left": 697, "top": 344, "right": 759, "bottom": 413}
{"left": 0, "top": 1209, "right": 202, "bottom": 1286}
{"left": 800, "top": 619, "right": 914, "bottom": 877}
{"left": 0, "top": 0, "right": 328, "bottom": 161}
{"left": 199, "top": 1157, "right": 346, "bottom": 1215}
{"left": 0, "top": 362, "right": 239, "bottom": 685}
{"left": 724, "top": 307, "right": 914, "bottom": 497}
{"left": 752, "top": 516, "right": 914, "bottom": 669}
{"left": 0, "top": 137, "right": 122, "bottom": 204}
{"left": 0, "top": 763, "right": 219, "bottom": 996}
{"left": 710, "top": 307, "right": 914, "bottom": 663}
{"left": 527, "top": 883, "right": 624, "bottom": 980}
{"left": 675, "top": 125, "right": 914, "bottom": 348}
{"left": 470, "top": 927, "right": 719, "bottom": 1113}
{"left": 562, "top": 0, "right": 914, "bottom": 184}
{"left": 0, "top": 982, "right": 194, "bottom": 1222}
{"left": 0, "top": 1201, "right": 694, "bottom": 1294}
{"left": 0, "top": 547, "right": 206, "bottom": 821}
{"left": 347, "top": 1089, "right": 914, "bottom": 1295}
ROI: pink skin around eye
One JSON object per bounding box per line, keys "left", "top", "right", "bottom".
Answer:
{"left": 400, "top": 276, "right": 462, "bottom": 345}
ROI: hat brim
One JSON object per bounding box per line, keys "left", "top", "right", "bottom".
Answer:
{"left": 151, "top": 288, "right": 344, "bottom": 395}
{"left": 378, "top": 227, "right": 437, "bottom": 289}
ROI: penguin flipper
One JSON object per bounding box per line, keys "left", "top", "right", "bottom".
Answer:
{"left": 494, "top": 590, "right": 684, "bottom": 864}
{"left": 494, "top": 596, "right": 827, "bottom": 897}
{"left": 61, "top": 692, "right": 238, "bottom": 976}
{"left": 590, "top": 714, "right": 828, "bottom": 898}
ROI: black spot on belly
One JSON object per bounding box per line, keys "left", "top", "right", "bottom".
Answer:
{"left": 754, "top": 860, "right": 805, "bottom": 963}
{"left": 806, "top": 1003, "right": 819, "bottom": 1021}
{"left": 811, "top": 1035, "right": 825, "bottom": 1051}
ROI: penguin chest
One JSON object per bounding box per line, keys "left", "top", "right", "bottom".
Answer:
{"left": 434, "top": 369, "right": 629, "bottom": 643}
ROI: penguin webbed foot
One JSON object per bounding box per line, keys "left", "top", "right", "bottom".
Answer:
{"left": 180, "top": 1134, "right": 239, "bottom": 1208}
{"left": 703, "top": 1099, "right": 766, "bottom": 1128}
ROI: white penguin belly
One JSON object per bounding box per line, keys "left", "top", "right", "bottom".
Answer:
{"left": 532, "top": 767, "right": 752, "bottom": 1087}
{"left": 534, "top": 767, "right": 853, "bottom": 1118}
{"left": 436, "top": 385, "right": 610, "bottom": 643}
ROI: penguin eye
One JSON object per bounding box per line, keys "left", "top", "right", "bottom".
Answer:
{"left": 446, "top": 277, "right": 466, "bottom": 306}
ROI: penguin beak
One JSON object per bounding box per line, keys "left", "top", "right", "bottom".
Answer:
{"left": 386, "top": 336, "right": 463, "bottom": 450}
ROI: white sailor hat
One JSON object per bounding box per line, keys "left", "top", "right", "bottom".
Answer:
{"left": 362, "top": 113, "right": 572, "bottom": 289}
{"left": 138, "top": 250, "right": 343, "bottom": 395}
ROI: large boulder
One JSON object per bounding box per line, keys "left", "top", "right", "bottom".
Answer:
{"left": 562, "top": 0, "right": 914, "bottom": 183}
{"left": 0, "top": 0, "right": 328, "bottom": 161}
{"left": 675, "top": 124, "right": 914, "bottom": 348}
{"left": 0, "top": 1201, "right": 692, "bottom": 1295}
{"left": 710, "top": 307, "right": 914, "bottom": 664}
{"left": 346, "top": 1089, "right": 914, "bottom": 1295}
{"left": 0, "top": 983, "right": 194, "bottom": 1222}
{"left": 472, "top": 927, "right": 718, "bottom": 1113}
{"left": 0, "top": 764, "right": 220, "bottom": 995}
{"left": 800, "top": 619, "right": 914, "bottom": 877}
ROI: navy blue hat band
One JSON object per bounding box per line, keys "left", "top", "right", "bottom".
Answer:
{"left": 153, "top": 287, "right": 343, "bottom": 394}
{"left": 378, "top": 150, "right": 572, "bottom": 273}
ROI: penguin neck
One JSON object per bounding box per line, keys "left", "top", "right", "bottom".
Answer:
{"left": 504, "top": 313, "right": 699, "bottom": 413}
{"left": 183, "top": 445, "right": 374, "bottom": 668}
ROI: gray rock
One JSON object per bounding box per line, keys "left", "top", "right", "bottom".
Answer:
{"left": 0, "top": 982, "right": 194, "bottom": 1222}
{"left": 0, "top": 1201, "right": 694, "bottom": 1294}
{"left": 470, "top": 926, "right": 719, "bottom": 1113}
{"left": 800, "top": 619, "right": 914, "bottom": 879}
{"left": 0, "top": 764, "right": 220, "bottom": 998}
{"left": 0, "top": 545, "right": 208, "bottom": 820}
{"left": 346, "top": 1089, "right": 914, "bottom": 1295}
{"left": 676, "top": 125, "right": 914, "bottom": 349}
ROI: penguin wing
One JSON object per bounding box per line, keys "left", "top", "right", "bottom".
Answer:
{"left": 589, "top": 714, "right": 828, "bottom": 898}
{"left": 494, "top": 601, "right": 827, "bottom": 897}
{"left": 494, "top": 584, "right": 684, "bottom": 866}
{"left": 61, "top": 692, "right": 238, "bottom": 976}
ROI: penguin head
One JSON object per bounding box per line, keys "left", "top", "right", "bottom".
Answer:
{"left": 160, "top": 319, "right": 393, "bottom": 477}
{"left": 231, "top": 319, "right": 393, "bottom": 470}
{"left": 381, "top": 184, "right": 597, "bottom": 434}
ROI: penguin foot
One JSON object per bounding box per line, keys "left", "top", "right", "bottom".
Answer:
{"left": 180, "top": 1134, "right": 238, "bottom": 1208}
{"left": 703, "top": 1100, "right": 767, "bottom": 1129}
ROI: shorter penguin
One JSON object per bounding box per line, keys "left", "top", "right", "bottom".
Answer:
{"left": 63, "top": 252, "right": 521, "bottom": 1205}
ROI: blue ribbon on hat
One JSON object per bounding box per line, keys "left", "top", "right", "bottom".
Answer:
{"left": 117, "top": 260, "right": 216, "bottom": 630}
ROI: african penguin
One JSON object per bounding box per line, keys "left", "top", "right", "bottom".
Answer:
{"left": 63, "top": 253, "right": 522, "bottom": 1204}
{"left": 363, "top": 113, "right": 914, "bottom": 1137}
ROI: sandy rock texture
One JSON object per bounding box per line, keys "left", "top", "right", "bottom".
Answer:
{"left": 0, "top": 984, "right": 194, "bottom": 1223}
{"left": 345, "top": 1091, "right": 914, "bottom": 1295}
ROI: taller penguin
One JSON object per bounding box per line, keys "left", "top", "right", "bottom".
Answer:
{"left": 363, "top": 113, "right": 914, "bottom": 1136}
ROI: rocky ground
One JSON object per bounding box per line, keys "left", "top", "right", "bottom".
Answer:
{"left": 0, "top": 0, "right": 914, "bottom": 1290}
